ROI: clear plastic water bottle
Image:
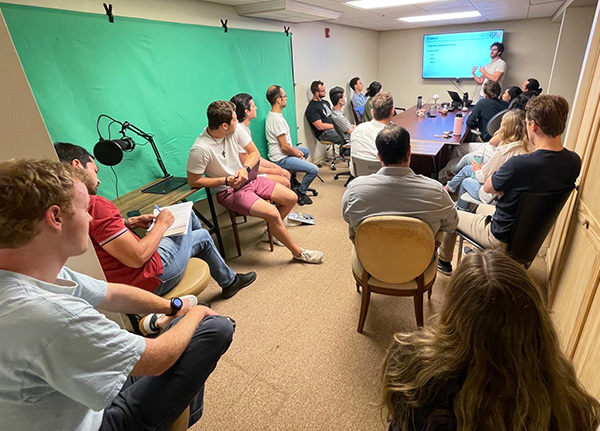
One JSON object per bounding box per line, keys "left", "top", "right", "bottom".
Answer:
{"left": 429, "top": 103, "right": 438, "bottom": 117}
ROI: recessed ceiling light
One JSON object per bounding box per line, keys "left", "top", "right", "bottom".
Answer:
{"left": 399, "top": 11, "right": 481, "bottom": 22}
{"left": 346, "top": 0, "right": 445, "bottom": 9}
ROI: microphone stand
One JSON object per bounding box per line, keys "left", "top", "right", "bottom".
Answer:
{"left": 120, "top": 121, "right": 170, "bottom": 178}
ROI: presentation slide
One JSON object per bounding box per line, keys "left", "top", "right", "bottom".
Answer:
{"left": 423, "top": 30, "right": 504, "bottom": 79}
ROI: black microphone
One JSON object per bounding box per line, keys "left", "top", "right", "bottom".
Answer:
{"left": 94, "top": 137, "right": 135, "bottom": 166}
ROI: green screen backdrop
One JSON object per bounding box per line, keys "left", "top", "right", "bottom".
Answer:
{"left": 1, "top": 3, "right": 297, "bottom": 200}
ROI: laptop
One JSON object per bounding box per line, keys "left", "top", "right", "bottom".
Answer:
{"left": 447, "top": 90, "right": 463, "bottom": 107}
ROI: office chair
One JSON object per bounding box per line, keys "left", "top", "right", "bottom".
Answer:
{"left": 486, "top": 109, "right": 508, "bottom": 137}
{"left": 457, "top": 188, "right": 574, "bottom": 269}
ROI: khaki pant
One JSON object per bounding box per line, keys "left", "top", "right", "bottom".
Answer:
{"left": 438, "top": 204, "right": 505, "bottom": 262}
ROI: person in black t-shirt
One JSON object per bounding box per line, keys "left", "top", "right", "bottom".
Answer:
{"left": 438, "top": 94, "right": 581, "bottom": 274}
{"left": 305, "top": 80, "right": 345, "bottom": 147}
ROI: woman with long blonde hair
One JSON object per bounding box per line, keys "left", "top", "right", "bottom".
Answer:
{"left": 383, "top": 250, "right": 599, "bottom": 431}
{"left": 446, "top": 109, "right": 532, "bottom": 209}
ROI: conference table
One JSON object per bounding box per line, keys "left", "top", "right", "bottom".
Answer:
{"left": 391, "top": 104, "right": 471, "bottom": 178}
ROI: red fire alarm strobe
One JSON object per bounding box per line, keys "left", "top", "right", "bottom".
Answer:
{"left": 325, "top": 28, "right": 330, "bottom": 38}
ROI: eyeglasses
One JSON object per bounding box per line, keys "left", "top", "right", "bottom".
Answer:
{"left": 280, "top": 94, "right": 288, "bottom": 99}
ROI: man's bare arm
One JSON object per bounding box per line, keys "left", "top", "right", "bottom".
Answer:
{"left": 311, "top": 119, "right": 335, "bottom": 131}
{"left": 277, "top": 134, "right": 303, "bottom": 157}
{"left": 131, "top": 306, "right": 220, "bottom": 376}
{"left": 483, "top": 176, "right": 499, "bottom": 194}
{"left": 102, "top": 210, "right": 174, "bottom": 268}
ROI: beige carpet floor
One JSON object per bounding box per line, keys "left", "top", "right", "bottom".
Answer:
{"left": 188, "top": 165, "right": 547, "bottom": 431}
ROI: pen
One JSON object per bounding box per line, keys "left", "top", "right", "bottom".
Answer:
{"left": 154, "top": 204, "right": 161, "bottom": 213}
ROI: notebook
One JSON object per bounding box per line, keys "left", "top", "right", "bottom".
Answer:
{"left": 148, "top": 201, "right": 193, "bottom": 237}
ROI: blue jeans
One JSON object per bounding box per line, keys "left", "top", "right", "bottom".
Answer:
{"left": 100, "top": 315, "right": 234, "bottom": 431}
{"left": 274, "top": 147, "right": 318, "bottom": 195}
{"left": 447, "top": 165, "right": 482, "bottom": 210}
{"left": 155, "top": 212, "right": 236, "bottom": 295}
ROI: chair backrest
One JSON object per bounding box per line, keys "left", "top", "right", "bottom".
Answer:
{"left": 355, "top": 216, "right": 435, "bottom": 284}
{"left": 486, "top": 108, "right": 508, "bottom": 137}
{"left": 352, "top": 156, "right": 381, "bottom": 176}
{"left": 350, "top": 100, "right": 362, "bottom": 125}
{"left": 507, "top": 188, "right": 574, "bottom": 267}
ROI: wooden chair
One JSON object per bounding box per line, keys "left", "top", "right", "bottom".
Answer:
{"left": 456, "top": 188, "right": 574, "bottom": 269}
{"left": 351, "top": 216, "right": 437, "bottom": 332}
{"left": 228, "top": 210, "right": 273, "bottom": 257}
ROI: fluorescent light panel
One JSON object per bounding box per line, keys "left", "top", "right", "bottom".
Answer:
{"left": 399, "top": 11, "right": 481, "bottom": 22}
{"left": 346, "top": 0, "right": 444, "bottom": 9}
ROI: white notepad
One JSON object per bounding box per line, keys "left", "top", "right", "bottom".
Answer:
{"left": 148, "top": 201, "right": 193, "bottom": 237}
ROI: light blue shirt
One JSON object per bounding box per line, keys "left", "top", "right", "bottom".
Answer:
{"left": 0, "top": 267, "right": 146, "bottom": 431}
{"left": 352, "top": 93, "right": 367, "bottom": 115}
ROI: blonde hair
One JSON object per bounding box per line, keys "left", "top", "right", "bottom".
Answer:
{"left": 0, "top": 159, "right": 87, "bottom": 248}
{"left": 497, "top": 109, "right": 533, "bottom": 152}
{"left": 383, "top": 250, "right": 600, "bottom": 431}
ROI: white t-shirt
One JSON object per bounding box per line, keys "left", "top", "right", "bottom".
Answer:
{"left": 480, "top": 58, "right": 507, "bottom": 97}
{"left": 265, "top": 111, "right": 292, "bottom": 162}
{"left": 187, "top": 126, "right": 252, "bottom": 193}
{"left": 238, "top": 123, "right": 251, "bottom": 154}
{"left": 350, "top": 120, "right": 386, "bottom": 176}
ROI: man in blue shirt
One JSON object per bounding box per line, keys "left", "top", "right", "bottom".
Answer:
{"left": 349, "top": 76, "right": 367, "bottom": 116}
{"left": 0, "top": 159, "right": 234, "bottom": 430}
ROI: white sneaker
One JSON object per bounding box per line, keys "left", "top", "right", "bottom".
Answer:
{"left": 293, "top": 248, "right": 323, "bottom": 264}
{"left": 180, "top": 294, "right": 198, "bottom": 307}
{"left": 262, "top": 230, "right": 285, "bottom": 247}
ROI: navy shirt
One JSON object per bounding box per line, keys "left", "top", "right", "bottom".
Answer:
{"left": 490, "top": 148, "right": 581, "bottom": 242}
{"left": 467, "top": 98, "right": 508, "bottom": 141}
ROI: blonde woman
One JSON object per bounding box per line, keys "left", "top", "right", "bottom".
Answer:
{"left": 445, "top": 109, "right": 532, "bottom": 209}
{"left": 383, "top": 250, "right": 600, "bottom": 431}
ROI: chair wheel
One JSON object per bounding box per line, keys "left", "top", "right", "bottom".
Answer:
{"left": 317, "top": 163, "right": 322, "bottom": 168}
{"left": 313, "top": 191, "right": 318, "bottom": 196}
{"left": 331, "top": 165, "right": 336, "bottom": 171}
{"left": 334, "top": 175, "right": 339, "bottom": 180}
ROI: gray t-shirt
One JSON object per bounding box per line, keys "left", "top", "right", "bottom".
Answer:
{"left": 331, "top": 109, "right": 353, "bottom": 142}
{"left": 0, "top": 267, "right": 145, "bottom": 431}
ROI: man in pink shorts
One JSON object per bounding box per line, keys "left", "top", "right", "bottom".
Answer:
{"left": 187, "top": 100, "right": 323, "bottom": 264}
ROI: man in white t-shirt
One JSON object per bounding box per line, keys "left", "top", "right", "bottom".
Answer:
{"left": 187, "top": 100, "right": 323, "bottom": 264}
{"left": 472, "top": 42, "right": 507, "bottom": 99}
{"left": 350, "top": 91, "right": 395, "bottom": 176}
{"left": 265, "top": 85, "right": 319, "bottom": 206}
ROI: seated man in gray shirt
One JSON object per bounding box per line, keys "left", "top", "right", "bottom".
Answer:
{"left": 0, "top": 159, "right": 233, "bottom": 431}
{"left": 329, "top": 86, "right": 356, "bottom": 143}
{"left": 342, "top": 125, "right": 458, "bottom": 244}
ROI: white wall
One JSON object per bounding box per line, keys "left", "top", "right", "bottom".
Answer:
{"left": 1, "top": 0, "right": 379, "bottom": 161}
{"left": 549, "top": 6, "right": 596, "bottom": 111}
{"left": 378, "top": 18, "right": 562, "bottom": 109}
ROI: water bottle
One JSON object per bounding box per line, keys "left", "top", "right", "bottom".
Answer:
{"left": 462, "top": 92, "right": 469, "bottom": 108}
{"left": 416, "top": 95, "right": 423, "bottom": 110}
{"left": 453, "top": 113, "right": 463, "bottom": 136}
{"left": 471, "top": 155, "right": 483, "bottom": 178}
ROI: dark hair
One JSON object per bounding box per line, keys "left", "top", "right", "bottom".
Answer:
{"left": 349, "top": 77, "right": 360, "bottom": 91}
{"left": 525, "top": 94, "right": 569, "bottom": 137}
{"left": 329, "top": 86, "right": 345, "bottom": 106}
{"left": 525, "top": 78, "right": 543, "bottom": 95}
{"left": 483, "top": 80, "right": 501, "bottom": 99}
{"left": 266, "top": 85, "right": 283, "bottom": 106}
{"left": 366, "top": 81, "right": 382, "bottom": 98}
{"left": 376, "top": 124, "right": 410, "bottom": 165}
{"left": 492, "top": 42, "right": 505, "bottom": 56}
{"left": 230, "top": 93, "right": 253, "bottom": 122}
{"left": 310, "top": 80, "right": 323, "bottom": 95}
{"left": 207, "top": 100, "right": 236, "bottom": 130}
{"left": 54, "top": 142, "right": 93, "bottom": 166}
{"left": 506, "top": 85, "right": 523, "bottom": 101}
{"left": 372, "top": 91, "right": 394, "bottom": 121}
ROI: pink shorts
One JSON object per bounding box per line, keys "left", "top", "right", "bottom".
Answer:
{"left": 216, "top": 176, "right": 276, "bottom": 216}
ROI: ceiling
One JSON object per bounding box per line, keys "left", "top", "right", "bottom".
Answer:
{"left": 204, "top": 0, "right": 598, "bottom": 31}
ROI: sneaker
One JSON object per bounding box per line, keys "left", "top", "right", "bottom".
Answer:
{"left": 437, "top": 259, "right": 452, "bottom": 275}
{"left": 222, "top": 272, "right": 257, "bottom": 299}
{"left": 139, "top": 313, "right": 165, "bottom": 336}
{"left": 463, "top": 246, "right": 475, "bottom": 255}
{"left": 181, "top": 294, "right": 199, "bottom": 308}
{"left": 293, "top": 248, "right": 323, "bottom": 264}
{"left": 262, "top": 229, "right": 284, "bottom": 247}
{"left": 296, "top": 193, "right": 313, "bottom": 206}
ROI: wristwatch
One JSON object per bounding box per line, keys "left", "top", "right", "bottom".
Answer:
{"left": 243, "top": 165, "right": 251, "bottom": 173}
{"left": 166, "top": 297, "right": 183, "bottom": 316}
